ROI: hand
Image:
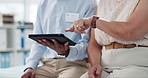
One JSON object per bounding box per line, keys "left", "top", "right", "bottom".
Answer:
{"left": 65, "top": 18, "right": 92, "bottom": 33}
{"left": 21, "top": 68, "right": 35, "bottom": 78}
{"left": 37, "top": 39, "right": 69, "bottom": 55}
{"left": 88, "top": 64, "right": 102, "bottom": 78}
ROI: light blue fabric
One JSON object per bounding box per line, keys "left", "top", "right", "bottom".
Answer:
{"left": 26, "top": 0, "right": 97, "bottom": 69}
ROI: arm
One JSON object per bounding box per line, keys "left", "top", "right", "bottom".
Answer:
{"left": 88, "top": 29, "right": 102, "bottom": 66}
{"left": 22, "top": 1, "right": 47, "bottom": 78}
{"left": 66, "top": 0, "right": 148, "bottom": 42}
{"left": 25, "top": 2, "right": 46, "bottom": 70}
{"left": 66, "top": 0, "right": 97, "bottom": 61}
{"left": 66, "top": 29, "right": 90, "bottom": 61}
{"left": 96, "top": 0, "right": 148, "bottom": 41}
{"left": 88, "top": 28, "right": 102, "bottom": 78}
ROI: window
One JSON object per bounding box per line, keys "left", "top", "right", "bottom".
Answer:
{"left": 0, "top": 0, "right": 40, "bottom": 23}
{"left": 0, "top": 3, "right": 24, "bottom": 22}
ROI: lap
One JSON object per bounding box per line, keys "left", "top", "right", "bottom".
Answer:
{"left": 35, "top": 59, "right": 88, "bottom": 78}
{"left": 108, "top": 66, "right": 148, "bottom": 78}
{"left": 58, "top": 65, "right": 88, "bottom": 78}
{"left": 80, "top": 66, "right": 148, "bottom": 78}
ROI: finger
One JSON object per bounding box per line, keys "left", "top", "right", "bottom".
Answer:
{"left": 37, "top": 39, "right": 48, "bottom": 46}
{"left": 65, "top": 26, "right": 75, "bottom": 32}
{"left": 36, "top": 40, "right": 42, "bottom": 44}
{"left": 81, "top": 26, "right": 87, "bottom": 30}
{"left": 75, "top": 30, "right": 86, "bottom": 34}
{"left": 89, "top": 74, "right": 95, "bottom": 78}
{"left": 21, "top": 75, "right": 24, "bottom": 78}
{"left": 95, "top": 75, "right": 100, "bottom": 78}
{"left": 88, "top": 69, "right": 96, "bottom": 78}
{"left": 31, "top": 72, "right": 35, "bottom": 78}
{"left": 75, "top": 21, "right": 86, "bottom": 33}
{"left": 64, "top": 42, "right": 69, "bottom": 50}
{"left": 77, "top": 26, "right": 86, "bottom": 31}
{"left": 42, "top": 39, "right": 54, "bottom": 49}
{"left": 96, "top": 69, "right": 101, "bottom": 76}
{"left": 77, "top": 18, "right": 83, "bottom": 26}
{"left": 96, "top": 66, "right": 102, "bottom": 75}
{"left": 51, "top": 39, "right": 60, "bottom": 47}
{"left": 24, "top": 74, "right": 29, "bottom": 78}
{"left": 74, "top": 21, "right": 79, "bottom": 31}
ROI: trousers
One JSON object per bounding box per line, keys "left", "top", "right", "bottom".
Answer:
{"left": 35, "top": 58, "right": 88, "bottom": 78}
{"left": 81, "top": 47, "right": 148, "bottom": 78}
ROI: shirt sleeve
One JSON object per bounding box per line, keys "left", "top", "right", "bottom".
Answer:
{"left": 25, "top": 0, "right": 47, "bottom": 70}
{"left": 66, "top": 0, "right": 97, "bottom": 61}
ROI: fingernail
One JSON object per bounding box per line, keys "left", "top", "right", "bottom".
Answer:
{"left": 66, "top": 42, "right": 69, "bottom": 45}
{"left": 38, "top": 40, "right": 42, "bottom": 42}
{"left": 43, "top": 39, "right": 46, "bottom": 41}
{"left": 51, "top": 39, "right": 55, "bottom": 41}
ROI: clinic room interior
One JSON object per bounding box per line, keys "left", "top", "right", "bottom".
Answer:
{"left": 1, "top": 0, "right": 148, "bottom": 78}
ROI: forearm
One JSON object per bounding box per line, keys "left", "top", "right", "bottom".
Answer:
{"left": 95, "top": 0, "right": 148, "bottom": 41}
{"left": 26, "top": 43, "right": 46, "bottom": 69}
{"left": 66, "top": 30, "right": 90, "bottom": 61}
{"left": 88, "top": 43, "right": 102, "bottom": 66}
{"left": 96, "top": 19, "right": 147, "bottom": 41}
{"left": 88, "top": 28, "right": 102, "bottom": 66}
{"left": 96, "top": 20, "right": 133, "bottom": 41}
{"left": 66, "top": 42, "right": 88, "bottom": 61}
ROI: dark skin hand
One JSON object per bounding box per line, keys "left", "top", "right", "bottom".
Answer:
{"left": 21, "top": 40, "right": 69, "bottom": 78}
{"left": 21, "top": 68, "right": 35, "bottom": 78}
{"left": 37, "top": 39, "right": 69, "bottom": 55}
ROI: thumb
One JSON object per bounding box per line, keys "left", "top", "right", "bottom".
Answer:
{"left": 96, "top": 66, "right": 102, "bottom": 76}
{"left": 64, "top": 42, "right": 69, "bottom": 49}
{"left": 65, "top": 26, "right": 74, "bottom": 32}
{"left": 31, "top": 71, "right": 35, "bottom": 78}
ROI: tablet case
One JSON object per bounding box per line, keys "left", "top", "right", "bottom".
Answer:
{"left": 28, "top": 34, "right": 76, "bottom": 46}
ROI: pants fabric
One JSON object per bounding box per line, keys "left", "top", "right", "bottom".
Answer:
{"left": 35, "top": 58, "right": 88, "bottom": 78}
{"left": 81, "top": 47, "right": 148, "bottom": 78}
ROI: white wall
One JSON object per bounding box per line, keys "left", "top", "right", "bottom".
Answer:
{"left": 0, "top": 0, "right": 41, "bottom": 22}
{"left": 0, "top": 0, "right": 41, "bottom": 4}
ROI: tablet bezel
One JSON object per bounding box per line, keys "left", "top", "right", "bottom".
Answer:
{"left": 28, "top": 34, "right": 76, "bottom": 46}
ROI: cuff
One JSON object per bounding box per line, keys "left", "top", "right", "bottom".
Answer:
{"left": 24, "top": 60, "right": 38, "bottom": 71}
{"left": 66, "top": 47, "right": 78, "bottom": 61}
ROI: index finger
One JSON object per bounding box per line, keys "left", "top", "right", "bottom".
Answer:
{"left": 77, "top": 18, "right": 84, "bottom": 26}
{"left": 51, "top": 39, "right": 61, "bottom": 46}
{"left": 88, "top": 69, "right": 96, "bottom": 78}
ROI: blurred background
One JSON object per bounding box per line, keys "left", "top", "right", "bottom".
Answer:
{"left": 0, "top": 0, "right": 40, "bottom": 77}
{"left": 0, "top": 0, "right": 99, "bottom": 78}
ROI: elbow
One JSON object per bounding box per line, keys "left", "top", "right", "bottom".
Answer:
{"left": 119, "top": 31, "right": 135, "bottom": 41}
{"left": 118, "top": 25, "right": 139, "bottom": 41}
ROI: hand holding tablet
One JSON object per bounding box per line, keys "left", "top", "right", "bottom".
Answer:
{"left": 28, "top": 34, "right": 76, "bottom": 46}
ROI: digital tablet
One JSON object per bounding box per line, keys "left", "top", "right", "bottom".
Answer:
{"left": 28, "top": 34, "right": 76, "bottom": 46}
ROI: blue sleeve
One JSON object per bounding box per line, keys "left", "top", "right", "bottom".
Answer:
{"left": 66, "top": 0, "right": 97, "bottom": 61}
{"left": 25, "top": 0, "right": 47, "bottom": 69}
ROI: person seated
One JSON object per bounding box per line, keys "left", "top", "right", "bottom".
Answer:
{"left": 21, "top": 0, "right": 97, "bottom": 78}
{"left": 65, "top": 0, "right": 148, "bottom": 78}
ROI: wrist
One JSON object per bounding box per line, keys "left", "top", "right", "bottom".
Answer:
{"left": 65, "top": 48, "right": 70, "bottom": 57}
{"left": 91, "top": 63, "right": 100, "bottom": 67}
{"left": 91, "top": 16, "right": 99, "bottom": 28}
{"left": 24, "top": 67, "right": 33, "bottom": 72}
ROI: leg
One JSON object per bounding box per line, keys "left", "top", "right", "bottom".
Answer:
{"left": 35, "top": 59, "right": 59, "bottom": 78}
{"left": 80, "top": 70, "right": 109, "bottom": 78}
{"left": 108, "top": 66, "right": 148, "bottom": 78}
{"left": 35, "top": 65, "right": 57, "bottom": 78}
{"left": 58, "top": 65, "right": 88, "bottom": 78}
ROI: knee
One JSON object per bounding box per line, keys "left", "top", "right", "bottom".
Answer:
{"left": 80, "top": 72, "right": 88, "bottom": 78}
